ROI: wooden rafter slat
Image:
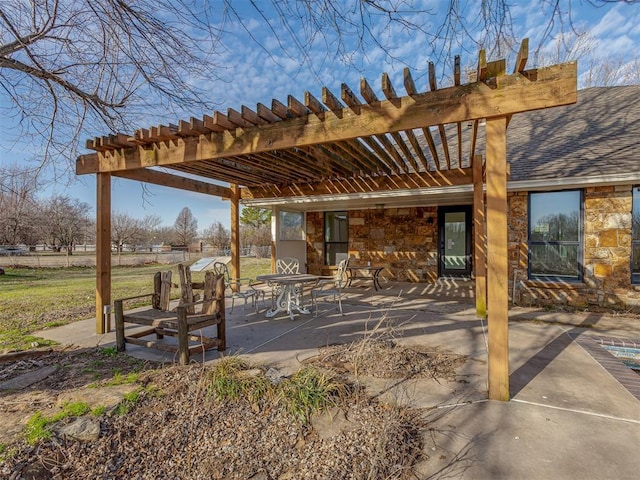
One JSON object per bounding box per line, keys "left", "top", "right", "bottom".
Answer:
{"left": 339, "top": 139, "right": 389, "bottom": 174}
{"left": 313, "top": 143, "right": 364, "bottom": 176}
{"left": 381, "top": 72, "right": 398, "bottom": 100}
{"left": 420, "top": 126, "right": 440, "bottom": 171}
{"left": 360, "top": 136, "right": 402, "bottom": 175}
{"left": 305, "top": 91, "right": 326, "bottom": 119}
{"left": 263, "top": 149, "right": 330, "bottom": 178}
{"left": 288, "top": 95, "right": 309, "bottom": 117}
{"left": 227, "top": 108, "right": 253, "bottom": 128}
{"left": 477, "top": 49, "right": 487, "bottom": 82}
{"left": 429, "top": 62, "right": 451, "bottom": 169}
{"left": 236, "top": 153, "right": 304, "bottom": 183}
{"left": 341, "top": 83, "right": 362, "bottom": 113}
{"left": 191, "top": 156, "right": 278, "bottom": 185}
{"left": 301, "top": 145, "right": 355, "bottom": 177}
{"left": 271, "top": 99, "right": 289, "bottom": 119}
{"left": 403, "top": 67, "right": 417, "bottom": 95}
{"left": 454, "top": 55, "right": 463, "bottom": 166}
{"left": 169, "top": 162, "right": 264, "bottom": 187}
{"left": 404, "top": 129, "right": 430, "bottom": 172}
{"left": 469, "top": 119, "right": 479, "bottom": 165}
{"left": 86, "top": 138, "right": 109, "bottom": 152}
{"left": 360, "top": 77, "right": 379, "bottom": 104}
{"left": 375, "top": 134, "right": 408, "bottom": 174}
{"left": 256, "top": 103, "right": 281, "bottom": 123}
{"left": 134, "top": 128, "right": 150, "bottom": 142}
{"left": 213, "top": 111, "right": 236, "bottom": 130}
{"left": 202, "top": 114, "right": 227, "bottom": 132}
{"left": 322, "top": 142, "right": 368, "bottom": 175}
{"left": 486, "top": 59, "right": 506, "bottom": 79}
{"left": 346, "top": 138, "right": 393, "bottom": 175}
{"left": 514, "top": 38, "right": 529, "bottom": 73}
{"left": 241, "top": 105, "right": 268, "bottom": 125}
{"left": 321, "top": 87, "right": 344, "bottom": 113}
{"left": 390, "top": 132, "right": 420, "bottom": 172}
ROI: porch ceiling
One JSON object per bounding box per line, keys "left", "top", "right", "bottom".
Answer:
{"left": 76, "top": 40, "right": 577, "bottom": 203}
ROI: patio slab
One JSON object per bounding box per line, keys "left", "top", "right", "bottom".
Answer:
{"left": 32, "top": 288, "right": 640, "bottom": 479}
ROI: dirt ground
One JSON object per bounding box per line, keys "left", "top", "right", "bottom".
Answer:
{"left": 0, "top": 341, "right": 467, "bottom": 479}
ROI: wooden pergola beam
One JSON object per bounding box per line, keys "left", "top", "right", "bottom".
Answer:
{"left": 96, "top": 173, "right": 111, "bottom": 334}
{"left": 113, "top": 169, "right": 232, "bottom": 198}
{"left": 486, "top": 117, "right": 510, "bottom": 401}
{"left": 76, "top": 62, "right": 577, "bottom": 176}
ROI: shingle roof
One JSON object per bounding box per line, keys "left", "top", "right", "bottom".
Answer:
{"left": 507, "top": 85, "right": 640, "bottom": 182}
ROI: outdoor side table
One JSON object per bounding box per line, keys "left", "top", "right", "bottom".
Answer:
{"left": 346, "top": 266, "right": 383, "bottom": 291}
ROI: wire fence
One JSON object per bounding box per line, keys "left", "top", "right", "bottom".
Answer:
{"left": 0, "top": 245, "right": 271, "bottom": 268}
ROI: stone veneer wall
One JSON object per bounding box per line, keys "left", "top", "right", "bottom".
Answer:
{"left": 510, "top": 185, "right": 640, "bottom": 309}
{"left": 306, "top": 207, "right": 438, "bottom": 281}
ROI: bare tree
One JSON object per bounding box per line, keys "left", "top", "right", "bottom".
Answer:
{"left": 40, "top": 195, "right": 91, "bottom": 254}
{"left": 202, "top": 221, "right": 231, "bottom": 253}
{"left": 0, "top": 0, "right": 221, "bottom": 175}
{"left": 0, "top": 166, "right": 40, "bottom": 246}
{"left": 173, "top": 207, "right": 198, "bottom": 249}
{"left": 112, "top": 213, "right": 144, "bottom": 254}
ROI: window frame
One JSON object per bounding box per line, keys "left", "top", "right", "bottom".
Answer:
{"left": 278, "top": 210, "right": 305, "bottom": 241}
{"left": 324, "top": 211, "right": 348, "bottom": 266}
{"left": 527, "top": 189, "right": 583, "bottom": 282}
{"left": 632, "top": 186, "right": 640, "bottom": 284}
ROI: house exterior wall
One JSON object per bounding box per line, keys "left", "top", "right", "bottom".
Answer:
{"left": 306, "top": 207, "right": 438, "bottom": 281}
{"left": 305, "top": 184, "right": 640, "bottom": 309}
{"left": 511, "top": 185, "right": 640, "bottom": 309}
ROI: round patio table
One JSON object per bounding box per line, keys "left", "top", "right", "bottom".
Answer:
{"left": 256, "top": 273, "right": 319, "bottom": 320}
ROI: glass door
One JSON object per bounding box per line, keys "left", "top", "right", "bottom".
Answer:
{"left": 438, "top": 206, "right": 472, "bottom": 277}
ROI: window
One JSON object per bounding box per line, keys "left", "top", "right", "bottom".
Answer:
{"left": 324, "top": 211, "right": 348, "bottom": 265}
{"left": 279, "top": 211, "right": 304, "bottom": 240}
{"left": 528, "top": 190, "right": 582, "bottom": 281}
{"left": 633, "top": 187, "right": 640, "bottom": 284}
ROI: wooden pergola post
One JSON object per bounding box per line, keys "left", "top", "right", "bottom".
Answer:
{"left": 473, "top": 154, "right": 487, "bottom": 319}
{"left": 96, "top": 173, "right": 111, "bottom": 334}
{"left": 230, "top": 183, "right": 240, "bottom": 286}
{"left": 485, "top": 116, "right": 509, "bottom": 401}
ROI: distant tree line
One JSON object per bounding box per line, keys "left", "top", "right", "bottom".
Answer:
{"left": 0, "top": 167, "right": 271, "bottom": 255}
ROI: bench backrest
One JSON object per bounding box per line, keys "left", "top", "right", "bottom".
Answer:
{"left": 152, "top": 271, "right": 173, "bottom": 311}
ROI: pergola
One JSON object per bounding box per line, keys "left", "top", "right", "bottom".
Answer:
{"left": 77, "top": 40, "right": 577, "bottom": 401}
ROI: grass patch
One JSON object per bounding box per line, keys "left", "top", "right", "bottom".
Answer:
{"left": 91, "top": 405, "right": 107, "bottom": 416}
{"left": 24, "top": 401, "right": 90, "bottom": 445}
{"left": 206, "top": 358, "right": 347, "bottom": 423}
{"left": 0, "top": 259, "right": 271, "bottom": 344}
{"left": 113, "top": 385, "right": 161, "bottom": 416}
{"left": 0, "top": 328, "right": 57, "bottom": 353}
{"left": 279, "top": 366, "right": 346, "bottom": 422}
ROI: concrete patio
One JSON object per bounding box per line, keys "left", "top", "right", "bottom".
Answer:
{"left": 36, "top": 280, "right": 640, "bottom": 479}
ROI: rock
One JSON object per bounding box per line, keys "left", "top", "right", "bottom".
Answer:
{"left": 265, "top": 367, "right": 286, "bottom": 384}
{"left": 56, "top": 417, "right": 101, "bottom": 442}
{"left": 237, "top": 368, "right": 262, "bottom": 379}
{"left": 310, "top": 407, "right": 357, "bottom": 440}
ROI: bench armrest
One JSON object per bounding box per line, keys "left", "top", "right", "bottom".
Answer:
{"left": 113, "top": 292, "right": 155, "bottom": 303}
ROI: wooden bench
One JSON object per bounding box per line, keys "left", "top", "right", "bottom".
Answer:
{"left": 114, "top": 268, "right": 226, "bottom": 365}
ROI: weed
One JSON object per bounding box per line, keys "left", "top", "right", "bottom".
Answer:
{"left": 279, "top": 366, "right": 346, "bottom": 423}
{"left": 0, "top": 443, "right": 18, "bottom": 463}
{"left": 99, "top": 346, "right": 118, "bottom": 357}
{"left": 114, "top": 390, "right": 141, "bottom": 416}
{"left": 23, "top": 401, "right": 90, "bottom": 445}
{"left": 104, "top": 371, "right": 140, "bottom": 386}
{"left": 0, "top": 328, "right": 57, "bottom": 353}
{"left": 91, "top": 405, "right": 107, "bottom": 416}
{"left": 205, "top": 356, "right": 274, "bottom": 405}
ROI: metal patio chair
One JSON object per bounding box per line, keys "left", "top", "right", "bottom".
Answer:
{"left": 311, "top": 258, "right": 349, "bottom": 317}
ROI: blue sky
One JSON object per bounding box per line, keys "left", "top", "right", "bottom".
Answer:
{"left": 2, "top": 1, "right": 639, "bottom": 230}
